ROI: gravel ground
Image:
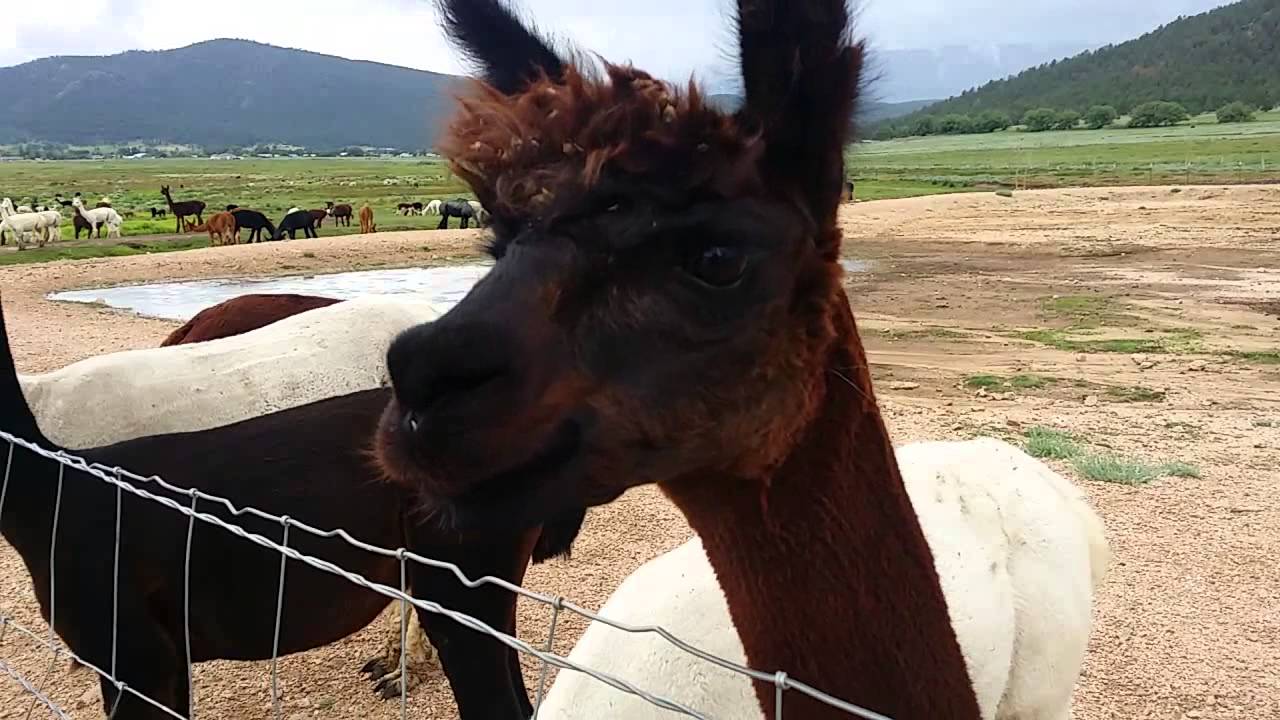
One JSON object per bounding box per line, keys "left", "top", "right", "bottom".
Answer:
{"left": 1, "top": 185, "right": 1278, "bottom": 719}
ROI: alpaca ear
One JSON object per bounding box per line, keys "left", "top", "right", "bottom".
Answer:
{"left": 735, "top": 0, "right": 865, "bottom": 229}
{"left": 435, "top": 0, "right": 566, "bottom": 94}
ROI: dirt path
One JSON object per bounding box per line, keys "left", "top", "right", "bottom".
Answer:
{"left": 1, "top": 185, "right": 1278, "bottom": 719}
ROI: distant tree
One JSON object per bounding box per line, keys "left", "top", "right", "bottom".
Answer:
{"left": 1083, "top": 105, "right": 1119, "bottom": 129}
{"left": 1128, "top": 101, "right": 1189, "bottom": 128}
{"left": 972, "top": 110, "right": 1012, "bottom": 133}
{"left": 1022, "top": 107, "right": 1059, "bottom": 132}
{"left": 909, "top": 115, "right": 939, "bottom": 137}
{"left": 938, "top": 114, "right": 975, "bottom": 134}
{"left": 1215, "top": 101, "right": 1256, "bottom": 123}
{"left": 1053, "top": 110, "right": 1082, "bottom": 130}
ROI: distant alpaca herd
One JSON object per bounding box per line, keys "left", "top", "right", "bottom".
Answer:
{"left": 1, "top": 183, "right": 494, "bottom": 250}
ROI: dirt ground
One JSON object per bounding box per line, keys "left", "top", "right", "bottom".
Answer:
{"left": 0, "top": 185, "right": 1278, "bottom": 719}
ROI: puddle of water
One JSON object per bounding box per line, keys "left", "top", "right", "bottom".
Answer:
{"left": 48, "top": 258, "right": 870, "bottom": 322}
{"left": 47, "top": 265, "right": 494, "bottom": 321}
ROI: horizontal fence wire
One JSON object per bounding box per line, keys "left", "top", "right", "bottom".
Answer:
{"left": 0, "top": 430, "right": 891, "bottom": 720}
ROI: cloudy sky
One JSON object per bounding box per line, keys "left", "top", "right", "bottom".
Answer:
{"left": 0, "top": 0, "right": 1236, "bottom": 85}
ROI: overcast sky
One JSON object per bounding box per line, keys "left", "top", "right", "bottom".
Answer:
{"left": 0, "top": 0, "right": 1236, "bottom": 84}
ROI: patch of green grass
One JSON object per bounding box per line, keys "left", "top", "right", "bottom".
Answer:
{"left": 1158, "top": 461, "right": 1202, "bottom": 479}
{"left": 1023, "top": 426, "right": 1083, "bottom": 460}
{"left": 0, "top": 237, "right": 208, "bottom": 265}
{"left": 1071, "top": 453, "right": 1201, "bottom": 485}
{"left": 867, "top": 326, "right": 967, "bottom": 341}
{"left": 1036, "top": 295, "right": 1141, "bottom": 330}
{"left": 1229, "top": 350, "right": 1280, "bottom": 365}
{"left": 1017, "top": 328, "right": 1202, "bottom": 354}
{"left": 963, "top": 373, "right": 1055, "bottom": 391}
{"left": 1105, "top": 386, "right": 1166, "bottom": 403}
{"left": 1008, "top": 374, "right": 1053, "bottom": 389}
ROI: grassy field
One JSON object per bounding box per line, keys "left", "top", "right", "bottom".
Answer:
{"left": 0, "top": 157, "right": 470, "bottom": 240}
{"left": 1, "top": 113, "right": 1279, "bottom": 266}
{"left": 849, "top": 110, "right": 1280, "bottom": 192}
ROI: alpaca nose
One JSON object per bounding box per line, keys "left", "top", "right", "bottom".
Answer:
{"left": 386, "top": 319, "right": 517, "bottom": 420}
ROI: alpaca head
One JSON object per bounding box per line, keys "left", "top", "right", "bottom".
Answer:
{"left": 378, "top": 0, "right": 865, "bottom": 531}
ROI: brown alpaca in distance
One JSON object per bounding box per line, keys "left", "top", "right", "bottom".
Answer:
{"left": 327, "top": 201, "right": 354, "bottom": 226}
{"left": 308, "top": 208, "right": 328, "bottom": 228}
{"left": 374, "top": 0, "right": 1006, "bottom": 718}
{"left": 190, "top": 211, "right": 238, "bottom": 246}
{"left": 359, "top": 204, "right": 376, "bottom": 233}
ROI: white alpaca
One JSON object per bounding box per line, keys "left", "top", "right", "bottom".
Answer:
{"left": 0, "top": 198, "right": 50, "bottom": 249}
{"left": 424, "top": 199, "right": 442, "bottom": 215}
{"left": 536, "top": 437, "right": 1111, "bottom": 720}
{"left": 37, "top": 209, "right": 62, "bottom": 244}
{"left": 467, "top": 201, "right": 490, "bottom": 227}
{"left": 18, "top": 294, "right": 446, "bottom": 448}
{"left": 71, "top": 196, "right": 123, "bottom": 238}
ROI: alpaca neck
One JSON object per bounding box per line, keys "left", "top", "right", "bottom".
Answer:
{"left": 663, "top": 296, "right": 980, "bottom": 720}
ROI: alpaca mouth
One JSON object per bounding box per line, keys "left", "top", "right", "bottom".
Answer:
{"left": 376, "top": 400, "right": 586, "bottom": 531}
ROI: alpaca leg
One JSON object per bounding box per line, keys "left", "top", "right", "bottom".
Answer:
{"left": 363, "top": 605, "right": 443, "bottom": 700}
{"left": 437, "top": 215, "right": 448, "bottom": 230}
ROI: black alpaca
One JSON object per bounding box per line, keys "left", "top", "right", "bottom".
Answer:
{"left": 149, "top": 207, "right": 167, "bottom": 219}
{"left": 275, "top": 209, "right": 317, "bottom": 240}
{"left": 437, "top": 199, "right": 478, "bottom": 229}
{"left": 231, "top": 209, "right": 277, "bottom": 243}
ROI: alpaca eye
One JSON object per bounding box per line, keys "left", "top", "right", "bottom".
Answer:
{"left": 687, "top": 246, "right": 747, "bottom": 288}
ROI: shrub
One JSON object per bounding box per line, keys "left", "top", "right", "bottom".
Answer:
{"left": 972, "top": 110, "right": 1012, "bottom": 133}
{"left": 1053, "top": 110, "right": 1081, "bottom": 130}
{"left": 1083, "top": 105, "right": 1118, "bottom": 129}
{"left": 1022, "top": 107, "right": 1058, "bottom": 132}
{"left": 938, "top": 114, "right": 975, "bottom": 134}
{"left": 909, "top": 115, "right": 939, "bottom": 137}
{"left": 1215, "top": 101, "right": 1256, "bottom": 124}
{"left": 1128, "top": 101, "right": 1189, "bottom": 128}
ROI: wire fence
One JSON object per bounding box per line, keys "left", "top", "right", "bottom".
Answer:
{"left": 0, "top": 429, "right": 892, "bottom": 720}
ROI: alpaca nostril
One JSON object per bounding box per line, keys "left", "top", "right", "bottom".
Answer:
{"left": 402, "top": 411, "right": 421, "bottom": 435}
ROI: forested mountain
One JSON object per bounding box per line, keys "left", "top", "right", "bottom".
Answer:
{"left": 0, "top": 40, "right": 462, "bottom": 150}
{"left": 888, "top": 0, "right": 1279, "bottom": 127}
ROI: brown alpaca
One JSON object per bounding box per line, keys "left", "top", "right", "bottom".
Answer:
{"left": 199, "top": 211, "right": 238, "bottom": 246}
{"left": 308, "top": 208, "right": 328, "bottom": 228}
{"left": 376, "top": 1, "right": 983, "bottom": 718}
{"left": 160, "top": 294, "right": 343, "bottom": 345}
{"left": 327, "top": 201, "right": 354, "bottom": 226}
{"left": 359, "top": 204, "right": 376, "bottom": 233}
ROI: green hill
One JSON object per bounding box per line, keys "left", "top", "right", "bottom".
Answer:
{"left": 887, "top": 0, "right": 1279, "bottom": 131}
{"left": 0, "top": 39, "right": 462, "bottom": 150}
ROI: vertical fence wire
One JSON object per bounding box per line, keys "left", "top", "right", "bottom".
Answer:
{"left": 183, "top": 491, "right": 198, "bottom": 720}
{"left": 21, "top": 463, "right": 67, "bottom": 720}
{"left": 111, "top": 472, "right": 123, "bottom": 680}
{"left": 270, "top": 517, "right": 291, "bottom": 719}
{"left": 398, "top": 549, "right": 408, "bottom": 720}
{"left": 532, "top": 596, "right": 563, "bottom": 717}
